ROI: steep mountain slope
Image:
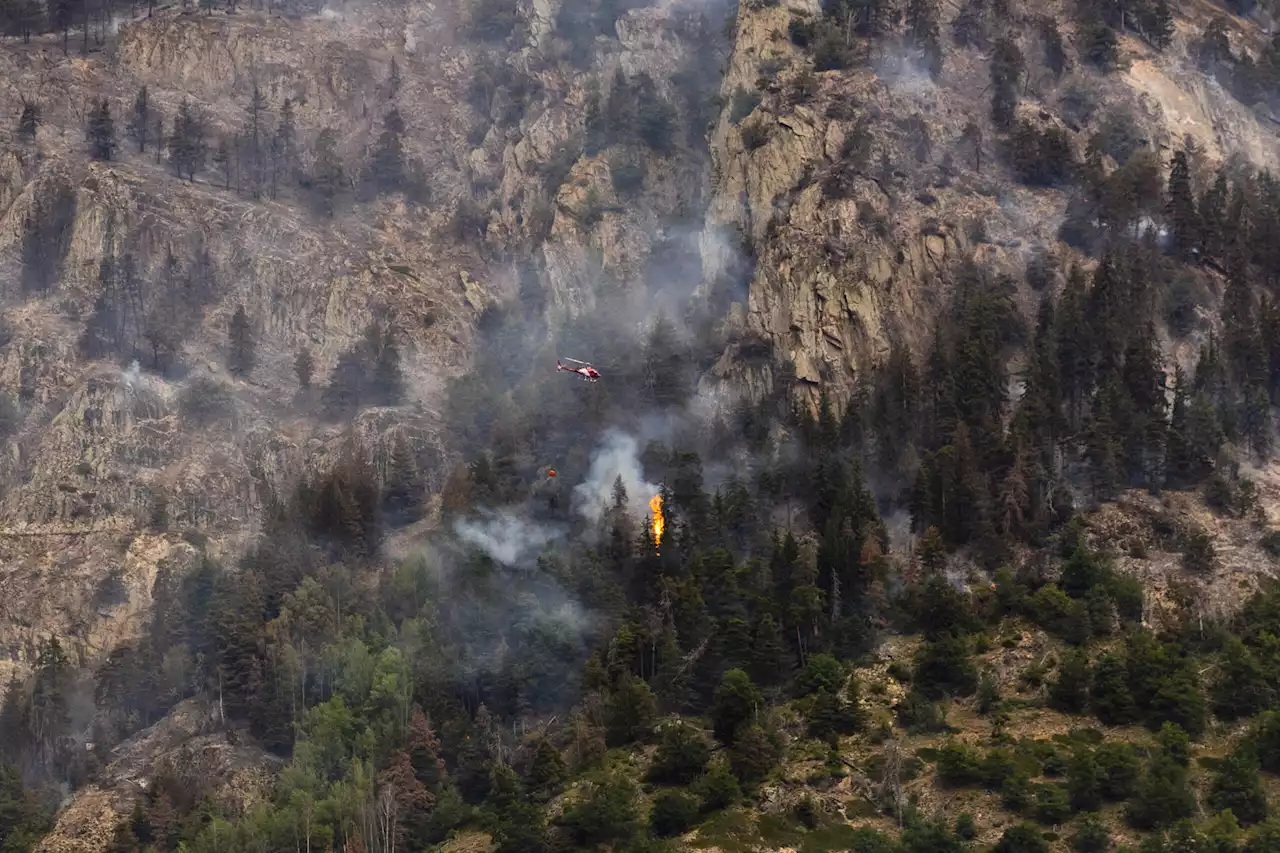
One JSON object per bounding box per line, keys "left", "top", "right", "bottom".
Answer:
{"left": 5, "top": 0, "right": 1280, "bottom": 848}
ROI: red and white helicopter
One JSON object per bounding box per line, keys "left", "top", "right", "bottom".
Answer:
{"left": 557, "top": 357, "right": 601, "bottom": 382}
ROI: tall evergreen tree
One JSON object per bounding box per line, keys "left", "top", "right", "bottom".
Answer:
{"left": 370, "top": 107, "right": 406, "bottom": 194}
{"left": 126, "top": 86, "right": 150, "bottom": 153}
{"left": 242, "top": 84, "right": 269, "bottom": 198}
{"left": 227, "top": 305, "right": 255, "bottom": 379}
{"left": 990, "top": 36, "right": 1024, "bottom": 129}
{"left": 168, "top": 99, "right": 206, "bottom": 182}
{"left": 370, "top": 326, "right": 406, "bottom": 407}
{"left": 17, "top": 100, "right": 39, "bottom": 142}
{"left": 294, "top": 345, "right": 314, "bottom": 390}
{"left": 1166, "top": 150, "right": 1200, "bottom": 260}
{"left": 311, "top": 128, "right": 345, "bottom": 218}
{"left": 86, "top": 98, "right": 115, "bottom": 161}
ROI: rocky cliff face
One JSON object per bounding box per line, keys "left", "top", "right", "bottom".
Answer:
{"left": 695, "top": 0, "right": 1280, "bottom": 411}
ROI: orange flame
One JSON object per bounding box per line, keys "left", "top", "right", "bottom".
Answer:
{"left": 649, "top": 494, "right": 664, "bottom": 548}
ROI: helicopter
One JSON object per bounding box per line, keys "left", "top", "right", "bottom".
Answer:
{"left": 557, "top": 358, "right": 601, "bottom": 382}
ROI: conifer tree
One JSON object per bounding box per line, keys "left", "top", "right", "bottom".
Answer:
{"left": 242, "top": 84, "right": 269, "bottom": 198}
{"left": 86, "top": 97, "right": 115, "bottom": 161}
{"left": 370, "top": 326, "right": 406, "bottom": 406}
{"left": 383, "top": 433, "right": 423, "bottom": 526}
{"left": 227, "top": 305, "right": 255, "bottom": 379}
{"left": 17, "top": 100, "right": 39, "bottom": 142}
{"left": 212, "top": 137, "right": 231, "bottom": 190}
{"left": 1050, "top": 648, "right": 1090, "bottom": 712}
{"left": 311, "top": 128, "right": 345, "bottom": 218}
{"left": 323, "top": 346, "right": 365, "bottom": 420}
{"left": 1208, "top": 744, "right": 1268, "bottom": 825}
{"left": 388, "top": 57, "right": 402, "bottom": 97}
{"left": 990, "top": 36, "right": 1024, "bottom": 129}
{"left": 168, "top": 99, "right": 206, "bottom": 182}
{"left": 127, "top": 86, "right": 149, "bottom": 154}
{"left": 1166, "top": 150, "right": 1200, "bottom": 260}
{"left": 371, "top": 107, "right": 406, "bottom": 194}
{"left": 46, "top": 0, "right": 71, "bottom": 53}
{"left": 1146, "top": 0, "right": 1174, "bottom": 49}
{"left": 271, "top": 98, "right": 297, "bottom": 195}
{"left": 294, "top": 345, "right": 314, "bottom": 390}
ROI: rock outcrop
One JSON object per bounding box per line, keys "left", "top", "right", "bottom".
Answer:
{"left": 37, "top": 698, "right": 279, "bottom": 853}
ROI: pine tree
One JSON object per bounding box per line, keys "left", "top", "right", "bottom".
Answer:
{"left": 1050, "top": 648, "right": 1090, "bottom": 712}
{"left": 168, "top": 99, "right": 206, "bottom": 182}
{"left": 126, "top": 86, "right": 149, "bottom": 153}
{"left": 952, "top": 0, "right": 988, "bottom": 47}
{"left": 370, "top": 107, "right": 406, "bottom": 194}
{"left": 212, "top": 137, "right": 232, "bottom": 190}
{"left": 383, "top": 433, "right": 423, "bottom": 526}
{"left": 1208, "top": 744, "right": 1268, "bottom": 825}
{"left": 1090, "top": 653, "right": 1137, "bottom": 725}
{"left": 388, "top": 57, "right": 402, "bottom": 97}
{"left": 5, "top": 0, "right": 44, "bottom": 42}
{"left": 17, "top": 100, "right": 39, "bottom": 142}
{"left": 1147, "top": 0, "right": 1174, "bottom": 49}
{"left": 227, "top": 305, "right": 255, "bottom": 379}
{"left": 990, "top": 36, "right": 1024, "bottom": 129}
{"left": 1166, "top": 150, "right": 1201, "bottom": 260}
{"left": 1125, "top": 755, "right": 1196, "bottom": 830}
{"left": 294, "top": 346, "right": 314, "bottom": 390}
{"left": 271, "top": 98, "right": 297, "bottom": 194}
{"left": 46, "top": 0, "right": 71, "bottom": 53}
{"left": 243, "top": 84, "right": 269, "bottom": 198}
{"left": 322, "top": 346, "right": 366, "bottom": 420}
{"left": 86, "top": 97, "right": 115, "bottom": 161}
{"left": 1040, "top": 16, "right": 1067, "bottom": 76}
{"left": 311, "top": 127, "right": 345, "bottom": 217}
{"left": 905, "top": 0, "right": 943, "bottom": 78}
{"left": 370, "top": 326, "right": 406, "bottom": 406}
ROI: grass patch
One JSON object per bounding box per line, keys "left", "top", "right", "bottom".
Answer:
{"left": 758, "top": 813, "right": 807, "bottom": 848}
{"left": 691, "top": 808, "right": 759, "bottom": 852}
{"left": 801, "top": 823, "right": 863, "bottom": 853}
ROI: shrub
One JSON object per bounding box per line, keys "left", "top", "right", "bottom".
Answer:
{"left": 795, "top": 654, "right": 845, "bottom": 697}
{"left": 1070, "top": 815, "right": 1111, "bottom": 853}
{"left": 741, "top": 120, "right": 771, "bottom": 150}
{"left": 729, "top": 88, "right": 762, "bottom": 124}
{"left": 695, "top": 761, "right": 741, "bottom": 811}
{"left": 178, "top": 376, "right": 236, "bottom": 427}
{"left": 648, "top": 721, "right": 712, "bottom": 785}
{"left": 610, "top": 157, "right": 646, "bottom": 198}
{"left": 995, "top": 823, "right": 1051, "bottom": 853}
{"left": 650, "top": 790, "right": 699, "bottom": 837}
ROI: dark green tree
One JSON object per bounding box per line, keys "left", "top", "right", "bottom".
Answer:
{"left": 1208, "top": 744, "right": 1268, "bottom": 826}
{"left": 712, "top": 669, "right": 763, "bottom": 745}
{"left": 1167, "top": 150, "right": 1200, "bottom": 260}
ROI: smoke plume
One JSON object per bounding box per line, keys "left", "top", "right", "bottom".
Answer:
{"left": 573, "top": 429, "right": 661, "bottom": 524}
{"left": 453, "top": 509, "right": 561, "bottom": 567}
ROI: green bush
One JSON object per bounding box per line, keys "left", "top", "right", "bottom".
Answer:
{"left": 795, "top": 654, "right": 845, "bottom": 697}
{"left": 1070, "top": 815, "right": 1111, "bottom": 853}
{"left": 648, "top": 721, "right": 712, "bottom": 785}
{"left": 695, "top": 761, "right": 741, "bottom": 812}
{"left": 995, "top": 823, "right": 1051, "bottom": 853}
{"left": 650, "top": 790, "right": 699, "bottom": 837}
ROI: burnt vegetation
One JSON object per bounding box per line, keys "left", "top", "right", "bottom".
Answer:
{"left": 11, "top": 0, "right": 1280, "bottom": 851}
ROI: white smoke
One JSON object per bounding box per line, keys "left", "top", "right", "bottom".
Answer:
{"left": 573, "top": 429, "right": 661, "bottom": 524}
{"left": 122, "top": 359, "right": 141, "bottom": 389}
{"left": 453, "top": 509, "right": 560, "bottom": 567}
